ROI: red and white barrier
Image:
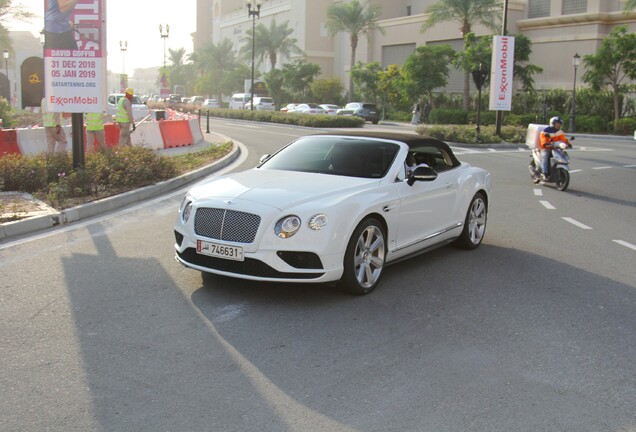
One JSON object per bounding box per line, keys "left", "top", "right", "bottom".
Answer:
{"left": 0, "top": 111, "right": 205, "bottom": 157}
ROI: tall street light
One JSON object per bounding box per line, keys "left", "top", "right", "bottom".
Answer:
{"left": 247, "top": 1, "right": 262, "bottom": 111}
{"left": 569, "top": 53, "right": 581, "bottom": 133}
{"left": 3, "top": 50, "right": 9, "bottom": 102}
{"left": 120, "top": 40, "right": 128, "bottom": 74}
{"left": 159, "top": 24, "right": 170, "bottom": 69}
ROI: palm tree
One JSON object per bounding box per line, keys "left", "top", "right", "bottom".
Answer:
{"left": 326, "top": 0, "right": 384, "bottom": 99}
{"left": 191, "top": 39, "right": 240, "bottom": 100}
{"left": 191, "top": 38, "right": 238, "bottom": 75}
{"left": 240, "top": 19, "right": 303, "bottom": 71}
{"left": 0, "top": 0, "right": 35, "bottom": 51}
{"left": 421, "top": 0, "right": 500, "bottom": 110}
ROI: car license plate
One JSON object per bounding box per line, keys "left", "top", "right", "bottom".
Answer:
{"left": 196, "top": 240, "right": 244, "bottom": 261}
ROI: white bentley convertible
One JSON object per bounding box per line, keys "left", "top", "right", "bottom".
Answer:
{"left": 174, "top": 131, "right": 491, "bottom": 295}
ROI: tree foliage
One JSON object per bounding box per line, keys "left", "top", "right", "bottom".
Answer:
{"left": 281, "top": 59, "right": 321, "bottom": 101}
{"left": 190, "top": 39, "right": 243, "bottom": 99}
{"left": 310, "top": 78, "right": 345, "bottom": 104}
{"left": 326, "top": 0, "right": 384, "bottom": 98}
{"left": 402, "top": 45, "right": 456, "bottom": 103}
{"left": 420, "top": 0, "right": 501, "bottom": 110}
{"left": 581, "top": 25, "right": 636, "bottom": 123}
{"left": 455, "top": 32, "right": 542, "bottom": 92}
{"left": 240, "top": 19, "right": 303, "bottom": 71}
{"left": 0, "top": 0, "right": 35, "bottom": 51}
{"left": 351, "top": 61, "right": 383, "bottom": 104}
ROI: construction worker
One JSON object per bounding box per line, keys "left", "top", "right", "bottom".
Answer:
{"left": 41, "top": 98, "right": 68, "bottom": 154}
{"left": 116, "top": 88, "right": 135, "bottom": 147}
{"left": 85, "top": 111, "right": 108, "bottom": 152}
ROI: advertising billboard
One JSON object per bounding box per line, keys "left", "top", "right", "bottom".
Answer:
{"left": 489, "top": 35, "right": 515, "bottom": 111}
{"left": 43, "top": 0, "right": 107, "bottom": 113}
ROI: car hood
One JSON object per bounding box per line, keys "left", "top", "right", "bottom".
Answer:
{"left": 188, "top": 169, "right": 377, "bottom": 210}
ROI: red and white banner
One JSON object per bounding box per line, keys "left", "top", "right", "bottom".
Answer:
{"left": 43, "top": 0, "right": 107, "bottom": 113}
{"left": 489, "top": 35, "right": 515, "bottom": 111}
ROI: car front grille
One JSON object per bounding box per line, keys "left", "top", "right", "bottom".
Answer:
{"left": 194, "top": 208, "right": 261, "bottom": 243}
{"left": 177, "top": 248, "right": 324, "bottom": 279}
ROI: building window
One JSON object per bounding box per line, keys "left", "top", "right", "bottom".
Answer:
{"left": 382, "top": 43, "right": 416, "bottom": 69}
{"left": 528, "top": 0, "right": 550, "bottom": 18}
{"left": 406, "top": 6, "right": 411, "bottom": 16}
{"left": 562, "top": 0, "right": 587, "bottom": 14}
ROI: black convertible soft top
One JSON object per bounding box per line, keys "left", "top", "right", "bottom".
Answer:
{"left": 311, "top": 131, "right": 461, "bottom": 167}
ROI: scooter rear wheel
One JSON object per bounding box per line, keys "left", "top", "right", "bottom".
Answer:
{"left": 529, "top": 160, "right": 540, "bottom": 184}
{"left": 555, "top": 168, "right": 570, "bottom": 191}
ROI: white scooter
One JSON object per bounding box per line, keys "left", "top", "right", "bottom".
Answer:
{"left": 529, "top": 136, "right": 574, "bottom": 191}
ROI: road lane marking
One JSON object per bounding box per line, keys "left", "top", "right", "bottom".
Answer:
{"left": 613, "top": 240, "right": 636, "bottom": 251}
{"left": 562, "top": 217, "right": 592, "bottom": 230}
{"left": 534, "top": 189, "right": 543, "bottom": 196}
{"left": 570, "top": 169, "right": 583, "bottom": 173}
{"left": 540, "top": 200, "right": 555, "bottom": 210}
{"left": 592, "top": 166, "right": 612, "bottom": 170}
{"left": 625, "top": 164, "right": 636, "bottom": 168}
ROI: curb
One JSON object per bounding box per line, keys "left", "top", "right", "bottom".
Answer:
{"left": 0, "top": 141, "right": 240, "bottom": 242}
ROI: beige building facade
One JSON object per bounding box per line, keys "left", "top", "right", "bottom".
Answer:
{"left": 193, "top": 0, "right": 636, "bottom": 95}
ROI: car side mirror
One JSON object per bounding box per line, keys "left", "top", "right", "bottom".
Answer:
{"left": 407, "top": 166, "right": 438, "bottom": 186}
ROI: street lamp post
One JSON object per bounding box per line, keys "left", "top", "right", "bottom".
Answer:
{"left": 120, "top": 40, "right": 128, "bottom": 74}
{"left": 159, "top": 24, "right": 170, "bottom": 69}
{"left": 3, "top": 50, "right": 9, "bottom": 102}
{"left": 247, "top": 1, "right": 262, "bottom": 111}
{"left": 472, "top": 64, "right": 488, "bottom": 139}
{"left": 569, "top": 53, "right": 581, "bottom": 133}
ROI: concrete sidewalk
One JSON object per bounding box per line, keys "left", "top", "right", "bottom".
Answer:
{"left": 0, "top": 130, "right": 239, "bottom": 242}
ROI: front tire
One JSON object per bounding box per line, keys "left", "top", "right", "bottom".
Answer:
{"left": 555, "top": 168, "right": 570, "bottom": 191}
{"left": 339, "top": 218, "right": 386, "bottom": 295}
{"left": 454, "top": 192, "right": 488, "bottom": 250}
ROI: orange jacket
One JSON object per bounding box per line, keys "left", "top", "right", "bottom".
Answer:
{"left": 539, "top": 127, "right": 568, "bottom": 149}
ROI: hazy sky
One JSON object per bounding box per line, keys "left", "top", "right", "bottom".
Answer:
{"left": 10, "top": 0, "right": 197, "bottom": 75}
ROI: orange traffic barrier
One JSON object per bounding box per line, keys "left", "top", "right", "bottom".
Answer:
{"left": 0, "top": 129, "right": 21, "bottom": 157}
{"left": 104, "top": 123, "right": 120, "bottom": 148}
{"left": 159, "top": 119, "right": 193, "bottom": 148}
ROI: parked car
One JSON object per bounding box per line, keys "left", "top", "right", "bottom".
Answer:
{"left": 244, "top": 96, "right": 275, "bottom": 111}
{"left": 106, "top": 93, "right": 150, "bottom": 121}
{"left": 289, "top": 103, "right": 327, "bottom": 115}
{"left": 201, "top": 98, "right": 220, "bottom": 109}
{"left": 337, "top": 102, "right": 381, "bottom": 124}
{"left": 229, "top": 93, "right": 252, "bottom": 109}
{"left": 280, "top": 103, "right": 298, "bottom": 113}
{"left": 319, "top": 104, "right": 340, "bottom": 115}
{"left": 174, "top": 131, "right": 491, "bottom": 295}
{"left": 189, "top": 96, "right": 205, "bottom": 106}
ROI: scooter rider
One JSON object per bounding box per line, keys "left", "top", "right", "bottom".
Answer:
{"left": 539, "top": 116, "right": 570, "bottom": 180}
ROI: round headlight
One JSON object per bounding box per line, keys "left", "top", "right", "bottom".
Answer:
{"left": 274, "top": 215, "right": 301, "bottom": 238}
{"left": 182, "top": 201, "right": 193, "bottom": 223}
{"left": 308, "top": 213, "right": 328, "bottom": 230}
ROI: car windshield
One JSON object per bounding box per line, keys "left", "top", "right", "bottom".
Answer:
{"left": 259, "top": 136, "right": 400, "bottom": 178}
{"left": 307, "top": 103, "right": 321, "bottom": 108}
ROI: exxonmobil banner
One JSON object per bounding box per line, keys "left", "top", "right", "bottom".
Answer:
{"left": 489, "top": 35, "right": 515, "bottom": 111}
{"left": 43, "top": 0, "right": 107, "bottom": 113}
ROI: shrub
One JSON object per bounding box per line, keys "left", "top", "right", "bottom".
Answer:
{"left": 416, "top": 124, "right": 526, "bottom": 144}
{"left": 202, "top": 108, "right": 365, "bottom": 128}
{"left": 575, "top": 115, "right": 607, "bottom": 133}
{"left": 0, "top": 97, "right": 15, "bottom": 128}
{"left": 612, "top": 117, "right": 636, "bottom": 135}
{"left": 0, "top": 147, "right": 179, "bottom": 208}
{"left": 429, "top": 109, "right": 468, "bottom": 125}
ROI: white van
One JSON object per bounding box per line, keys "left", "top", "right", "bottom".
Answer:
{"left": 229, "top": 93, "right": 252, "bottom": 110}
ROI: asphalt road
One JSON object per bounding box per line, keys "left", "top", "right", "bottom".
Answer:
{"left": 1, "top": 120, "right": 634, "bottom": 431}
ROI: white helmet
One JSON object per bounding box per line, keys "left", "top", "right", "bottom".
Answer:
{"left": 550, "top": 116, "right": 563, "bottom": 127}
